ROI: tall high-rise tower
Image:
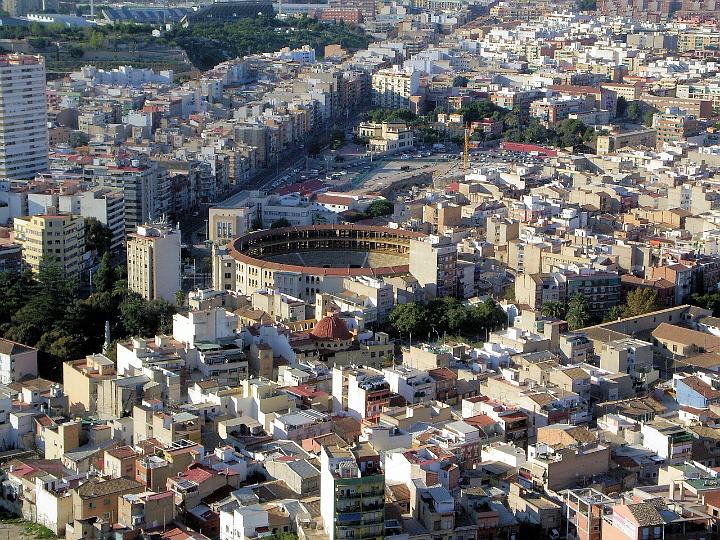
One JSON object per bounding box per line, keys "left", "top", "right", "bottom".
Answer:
{"left": 0, "top": 55, "right": 48, "bottom": 180}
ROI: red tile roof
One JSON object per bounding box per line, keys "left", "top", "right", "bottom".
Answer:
{"left": 311, "top": 313, "right": 352, "bottom": 341}
{"left": 464, "top": 414, "right": 497, "bottom": 428}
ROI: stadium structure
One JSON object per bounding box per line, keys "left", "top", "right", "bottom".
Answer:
{"left": 213, "top": 224, "right": 426, "bottom": 300}
{"left": 181, "top": 0, "right": 275, "bottom": 25}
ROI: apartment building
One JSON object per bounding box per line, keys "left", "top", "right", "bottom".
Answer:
{"left": 563, "top": 488, "right": 616, "bottom": 540}
{"left": 566, "top": 271, "right": 621, "bottom": 317}
{"left": 320, "top": 444, "right": 384, "bottom": 540}
{"left": 117, "top": 490, "right": 175, "bottom": 531}
{"left": 127, "top": 221, "right": 181, "bottom": 303}
{"left": 371, "top": 67, "right": 421, "bottom": 109}
{"left": 410, "top": 480, "right": 456, "bottom": 540}
{"left": 640, "top": 419, "right": 693, "bottom": 464}
{"left": 79, "top": 188, "right": 125, "bottom": 254}
{"left": 601, "top": 336, "right": 656, "bottom": 380}
{"left": 209, "top": 205, "right": 253, "bottom": 244}
{"left": 69, "top": 477, "right": 144, "bottom": 528}
{"left": 491, "top": 88, "right": 546, "bottom": 117}
{"left": 329, "top": 0, "right": 375, "bottom": 18}
{"left": 486, "top": 216, "right": 520, "bottom": 247}
{"left": 331, "top": 365, "right": 391, "bottom": 421}
{"left": 383, "top": 365, "right": 436, "bottom": 404}
{"left": 596, "top": 128, "right": 656, "bottom": 154}
{"left": 248, "top": 192, "right": 336, "bottom": 229}
{"left": 515, "top": 272, "right": 567, "bottom": 310}
{"left": 653, "top": 108, "right": 701, "bottom": 148}
{"left": 62, "top": 354, "right": 117, "bottom": 417}
{"left": 423, "top": 202, "right": 462, "bottom": 234}
{"left": 88, "top": 159, "right": 172, "bottom": 235}
{"left": 649, "top": 264, "right": 693, "bottom": 305}
{"left": 358, "top": 121, "right": 414, "bottom": 155}
{"left": 640, "top": 93, "right": 713, "bottom": 119}
{"left": 409, "top": 235, "right": 458, "bottom": 298}
{"left": 13, "top": 213, "right": 85, "bottom": 278}
{"left": 0, "top": 55, "right": 48, "bottom": 180}
{"left": 519, "top": 441, "right": 610, "bottom": 491}
{"left": 678, "top": 31, "right": 720, "bottom": 52}
{"left": 270, "top": 410, "right": 332, "bottom": 442}
{"left": 676, "top": 80, "right": 720, "bottom": 110}
{"left": 530, "top": 95, "right": 594, "bottom": 126}
{"left": 0, "top": 339, "right": 37, "bottom": 384}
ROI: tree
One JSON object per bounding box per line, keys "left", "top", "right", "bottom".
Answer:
{"left": 307, "top": 142, "right": 322, "bottom": 157}
{"left": 28, "top": 37, "right": 48, "bottom": 50}
{"left": 330, "top": 129, "right": 345, "bottom": 150}
{"left": 576, "top": 0, "right": 597, "bottom": 10}
{"left": 626, "top": 101, "right": 641, "bottom": 122}
{"left": 616, "top": 96, "right": 627, "bottom": 118}
{"left": 175, "top": 290, "right": 185, "bottom": 307}
{"left": 503, "top": 108, "right": 522, "bottom": 129}
{"left": 453, "top": 75, "right": 469, "bottom": 87}
{"left": 168, "top": 17, "right": 371, "bottom": 70}
{"left": 366, "top": 200, "right": 394, "bottom": 217}
{"left": 642, "top": 111, "right": 655, "bottom": 128}
{"left": 603, "top": 305, "right": 624, "bottom": 322}
{"left": 119, "top": 294, "right": 176, "bottom": 337}
{"left": 88, "top": 30, "right": 103, "bottom": 48}
{"left": 622, "top": 288, "right": 663, "bottom": 318}
{"left": 94, "top": 253, "right": 115, "bottom": 294}
{"left": 263, "top": 532, "right": 298, "bottom": 540}
{"left": 251, "top": 217, "right": 263, "bottom": 230}
{"left": 475, "top": 298, "right": 508, "bottom": 334}
{"left": 85, "top": 218, "right": 112, "bottom": 256}
{"left": 540, "top": 301, "right": 565, "bottom": 319}
{"left": 501, "top": 284, "right": 515, "bottom": 302}
{"left": 690, "top": 290, "right": 720, "bottom": 316}
{"left": 389, "top": 303, "right": 428, "bottom": 336}
{"left": 46, "top": 331, "right": 84, "bottom": 362}
{"left": 68, "top": 46, "right": 84, "bottom": 58}
{"left": 270, "top": 218, "right": 291, "bottom": 229}
{"left": 0, "top": 271, "right": 33, "bottom": 325}
{"left": 566, "top": 294, "right": 591, "bottom": 330}
{"left": 6, "top": 263, "right": 76, "bottom": 348}
{"left": 460, "top": 100, "right": 508, "bottom": 124}
{"left": 367, "top": 108, "right": 416, "bottom": 123}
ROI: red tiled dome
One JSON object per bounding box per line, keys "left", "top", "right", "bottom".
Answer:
{"left": 311, "top": 313, "right": 352, "bottom": 341}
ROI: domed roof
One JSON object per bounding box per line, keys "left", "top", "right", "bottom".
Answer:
{"left": 311, "top": 313, "right": 353, "bottom": 341}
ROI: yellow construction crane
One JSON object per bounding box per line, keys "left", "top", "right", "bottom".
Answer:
{"left": 464, "top": 123, "right": 470, "bottom": 171}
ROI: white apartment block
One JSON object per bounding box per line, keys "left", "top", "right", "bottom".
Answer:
{"left": 0, "top": 339, "right": 37, "bottom": 384}
{"left": 0, "top": 55, "right": 48, "bottom": 180}
{"left": 127, "top": 221, "right": 181, "bottom": 303}
{"left": 79, "top": 188, "right": 125, "bottom": 254}
{"left": 371, "top": 67, "right": 421, "bottom": 109}
{"left": 383, "top": 365, "right": 436, "bottom": 404}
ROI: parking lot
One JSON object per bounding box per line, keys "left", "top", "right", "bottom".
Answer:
{"left": 258, "top": 142, "right": 554, "bottom": 199}
{"left": 261, "top": 144, "right": 464, "bottom": 194}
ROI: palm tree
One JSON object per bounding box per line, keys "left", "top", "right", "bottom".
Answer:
{"left": 566, "top": 294, "right": 591, "bottom": 330}
{"left": 540, "top": 301, "right": 565, "bottom": 319}
{"left": 603, "top": 305, "right": 623, "bottom": 322}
